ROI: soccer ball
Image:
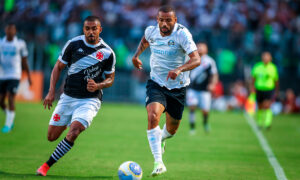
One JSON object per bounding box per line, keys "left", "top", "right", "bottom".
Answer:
{"left": 118, "top": 161, "right": 143, "bottom": 180}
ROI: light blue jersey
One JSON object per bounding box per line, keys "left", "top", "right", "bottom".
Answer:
{"left": 0, "top": 36, "right": 28, "bottom": 80}
{"left": 145, "top": 23, "right": 197, "bottom": 90}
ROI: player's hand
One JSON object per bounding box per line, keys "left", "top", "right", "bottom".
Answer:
{"left": 132, "top": 56, "right": 143, "bottom": 70}
{"left": 87, "top": 79, "right": 100, "bottom": 92}
{"left": 43, "top": 91, "right": 55, "bottom": 110}
{"left": 207, "top": 84, "right": 215, "bottom": 92}
{"left": 167, "top": 68, "right": 181, "bottom": 81}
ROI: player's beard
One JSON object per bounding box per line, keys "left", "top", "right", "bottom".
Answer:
{"left": 160, "top": 25, "right": 173, "bottom": 35}
{"left": 87, "top": 35, "right": 97, "bottom": 44}
{"left": 6, "top": 34, "right": 15, "bottom": 41}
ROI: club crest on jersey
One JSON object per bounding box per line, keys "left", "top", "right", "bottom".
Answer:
{"left": 149, "top": 38, "right": 154, "bottom": 43}
{"left": 96, "top": 51, "right": 104, "bottom": 61}
{"left": 168, "top": 40, "right": 175, "bottom": 47}
{"left": 53, "top": 114, "right": 61, "bottom": 122}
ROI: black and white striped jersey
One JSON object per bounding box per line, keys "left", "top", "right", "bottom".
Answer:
{"left": 58, "top": 35, "right": 116, "bottom": 99}
{"left": 189, "top": 54, "right": 218, "bottom": 91}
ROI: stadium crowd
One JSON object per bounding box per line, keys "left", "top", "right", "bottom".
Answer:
{"left": 211, "top": 80, "right": 300, "bottom": 114}
{"left": 1, "top": 0, "right": 300, "bottom": 113}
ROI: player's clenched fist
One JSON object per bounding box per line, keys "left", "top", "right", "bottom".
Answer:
{"left": 132, "top": 56, "right": 143, "bottom": 70}
{"left": 166, "top": 69, "right": 181, "bottom": 81}
{"left": 87, "top": 79, "right": 100, "bottom": 92}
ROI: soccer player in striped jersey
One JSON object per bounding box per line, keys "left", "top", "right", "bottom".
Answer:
{"left": 187, "top": 43, "right": 218, "bottom": 134}
{"left": 36, "top": 16, "right": 116, "bottom": 176}
{"left": 132, "top": 6, "right": 201, "bottom": 176}
{"left": 0, "top": 23, "right": 32, "bottom": 133}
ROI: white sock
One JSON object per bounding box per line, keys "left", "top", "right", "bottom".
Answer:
{"left": 5, "top": 109, "right": 10, "bottom": 126}
{"left": 147, "top": 126, "right": 162, "bottom": 163}
{"left": 189, "top": 111, "right": 195, "bottom": 124}
{"left": 161, "top": 124, "right": 173, "bottom": 142}
{"left": 5, "top": 110, "right": 15, "bottom": 127}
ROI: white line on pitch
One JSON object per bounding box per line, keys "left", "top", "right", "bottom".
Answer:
{"left": 244, "top": 113, "right": 288, "bottom": 180}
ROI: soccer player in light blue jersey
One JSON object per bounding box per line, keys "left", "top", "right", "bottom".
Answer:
{"left": 0, "top": 23, "right": 32, "bottom": 133}
{"left": 132, "top": 5, "right": 201, "bottom": 176}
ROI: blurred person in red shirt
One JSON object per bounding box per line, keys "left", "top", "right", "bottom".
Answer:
{"left": 283, "top": 89, "right": 298, "bottom": 114}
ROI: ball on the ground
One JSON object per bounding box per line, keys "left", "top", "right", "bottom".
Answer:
{"left": 118, "top": 161, "right": 143, "bottom": 180}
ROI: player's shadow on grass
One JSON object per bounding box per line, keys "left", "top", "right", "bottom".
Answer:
{"left": 0, "top": 170, "right": 114, "bottom": 179}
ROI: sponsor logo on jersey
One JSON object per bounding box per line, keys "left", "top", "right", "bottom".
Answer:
{"left": 153, "top": 48, "right": 177, "bottom": 56}
{"left": 155, "top": 41, "right": 165, "bottom": 46}
{"left": 2, "top": 46, "right": 17, "bottom": 56}
{"left": 96, "top": 51, "right": 104, "bottom": 61}
{"left": 84, "top": 66, "right": 101, "bottom": 81}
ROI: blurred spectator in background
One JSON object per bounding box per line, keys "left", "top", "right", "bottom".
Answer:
{"left": 295, "top": 94, "right": 300, "bottom": 112}
{"left": 283, "top": 89, "right": 298, "bottom": 114}
{"left": 227, "top": 80, "right": 248, "bottom": 110}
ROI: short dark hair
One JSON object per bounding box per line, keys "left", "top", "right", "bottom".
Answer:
{"left": 158, "top": 5, "right": 176, "bottom": 16}
{"left": 84, "top": 16, "right": 101, "bottom": 25}
{"left": 5, "top": 21, "right": 16, "bottom": 27}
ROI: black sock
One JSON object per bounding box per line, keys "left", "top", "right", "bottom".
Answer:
{"left": 190, "top": 122, "right": 195, "bottom": 130}
{"left": 203, "top": 114, "right": 208, "bottom": 125}
{"left": 46, "top": 137, "right": 74, "bottom": 167}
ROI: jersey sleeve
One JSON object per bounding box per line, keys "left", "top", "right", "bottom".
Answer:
{"left": 178, "top": 28, "right": 197, "bottom": 55}
{"left": 144, "top": 26, "right": 155, "bottom": 42}
{"left": 103, "top": 51, "right": 116, "bottom": 74}
{"left": 210, "top": 58, "right": 218, "bottom": 75}
{"left": 58, "top": 40, "right": 73, "bottom": 64}
{"left": 20, "top": 40, "right": 28, "bottom": 57}
{"left": 273, "top": 64, "right": 279, "bottom": 81}
{"left": 251, "top": 64, "right": 258, "bottom": 78}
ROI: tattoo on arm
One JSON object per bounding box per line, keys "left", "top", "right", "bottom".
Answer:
{"left": 134, "top": 36, "right": 149, "bottom": 58}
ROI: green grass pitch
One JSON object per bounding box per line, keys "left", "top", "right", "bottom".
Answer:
{"left": 0, "top": 102, "right": 299, "bottom": 180}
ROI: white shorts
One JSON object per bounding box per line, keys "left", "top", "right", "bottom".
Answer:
{"left": 49, "top": 93, "right": 101, "bottom": 129}
{"left": 186, "top": 89, "right": 211, "bottom": 111}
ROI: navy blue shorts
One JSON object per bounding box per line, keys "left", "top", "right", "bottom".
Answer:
{"left": 145, "top": 79, "right": 186, "bottom": 120}
{"left": 0, "top": 79, "right": 20, "bottom": 95}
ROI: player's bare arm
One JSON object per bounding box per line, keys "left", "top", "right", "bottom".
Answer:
{"left": 132, "top": 36, "right": 149, "bottom": 69}
{"left": 43, "top": 60, "right": 66, "bottom": 110}
{"left": 251, "top": 77, "right": 256, "bottom": 93}
{"left": 87, "top": 72, "right": 115, "bottom": 92}
{"left": 21, "top": 57, "right": 32, "bottom": 86}
{"left": 208, "top": 74, "right": 219, "bottom": 92}
{"left": 167, "top": 50, "right": 201, "bottom": 80}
